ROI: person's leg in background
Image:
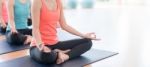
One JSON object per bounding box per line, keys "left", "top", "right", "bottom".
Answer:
{"left": 27, "top": 18, "right": 32, "bottom": 26}
{"left": 15, "top": 29, "right": 33, "bottom": 44}
{"left": 0, "top": 23, "right": 7, "bottom": 33}
{"left": 6, "top": 31, "right": 32, "bottom": 45}
{"left": 0, "top": 25, "right": 6, "bottom": 33}
{"left": 18, "top": 29, "right": 32, "bottom": 35}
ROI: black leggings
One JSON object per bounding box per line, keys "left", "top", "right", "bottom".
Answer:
{"left": 27, "top": 18, "right": 32, "bottom": 26}
{"left": 6, "top": 28, "right": 32, "bottom": 45}
{"left": 17, "top": 28, "right": 32, "bottom": 35}
{"left": 0, "top": 23, "right": 7, "bottom": 33}
{"left": 6, "top": 28, "right": 32, "bottom": 37}
{"left": 30, "top": 38, "right": 92, "bottom": 64}
{"left": 0, "top": 26, "right": 6, "bottom": 33}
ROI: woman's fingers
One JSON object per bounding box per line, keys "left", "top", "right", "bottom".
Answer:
{"left": 56, "top": 53, "right": 61, "bottom": 64}
{"left": 57, "top": 52, "right": 64, "bottom": 64}
{"left": 11, "top": 30, "right": 18, "bottom": 34}
{"left": 57, "top": 52, "right": 69, "bottom": 64}
{"left": 37, "top": 44, "right": 43, "bottom": 51}
{"left": 54, "top": 49, "right": 70, "bottom": 53}
{"left": 1, "top": 23, "right": 6, "bottom": 28}
{"left": 38, "top": 45, "right": 51, "bottom": 53}
{"left": 91, "top": 34, "right": 100, "bottom": 40}
{"left": 43, "top": 46, "right": 51, "bottom": 53}
{"left": 24, "top": 36, "right": 31, "bottom": 45}
{"left": 88, "top": 32, "right": 95, "bottom": 35}
{"left": 64, "top": 49, "right": 71, "bottom": 53}
{"left": 86, "top": 32, "right": 101, "bottom": 41}
{"left": 91, "top": 33, "right": 96, "bottom": 38}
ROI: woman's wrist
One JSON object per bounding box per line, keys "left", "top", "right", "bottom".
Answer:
{"left": 11, "top": 27, "right": 16, "bottom": 31}
{"left": 0, "top": 18, "right": 4, "bottom": 23}
{"left": 11, "top": 28, "right": 17, "bottom": 33}
{"left": 37, "top": 41, "right": 44, "bottom": 47}
{"left": 80, "top": 34, "right": 86, "bottom": 38}
{"left": 38, "top": 43, "right": 42, "bottom": 48}
{"left": 36, "top": 41, "right": 44, "bottom": 50}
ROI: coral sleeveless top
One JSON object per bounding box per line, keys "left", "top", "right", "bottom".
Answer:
{"left": 40, "top": 0, "right": 61, "bottom": 45}
{"left": 2, "top": 0, "right": 8, "bottom": 23}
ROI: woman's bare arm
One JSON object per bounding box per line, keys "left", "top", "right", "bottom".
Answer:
{"left": 31, "top": 0, "right": 43, "bottom": 47}
{"left": 59, "top": 1, "right": 99, "bottom": 40}
{"left": 0, "top": 0, "right": 4, "bottom": 24}
{"left": 8, "top": 0, "right": 17, "bottom": 32}
{"left": 59, "top": 1, "right": 85, "bottom": 38}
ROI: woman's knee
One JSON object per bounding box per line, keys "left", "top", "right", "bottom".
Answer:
{"left": 0, "top": 26, "right": 6, "bottom": 33}
{"left": 83, "top": 38, "right": 93, "bottom": 50}
{"left": 30, "top": 47, "right": 43, "bottom": 62}
{"left": 6, "top": 32, "right": 27, "bottom": 45}
{"left": 40, "top": 50, "right": 57, "bottom": 64}
{"left": 30, "top": 47, "right": 58, "bottom": 64}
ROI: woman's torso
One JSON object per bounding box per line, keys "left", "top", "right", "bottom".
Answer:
{"left": 40, "top": 0, "right": 61, "bottom": 45}
{"left": 7, "top": 0, "right": 30, "bottom": 30}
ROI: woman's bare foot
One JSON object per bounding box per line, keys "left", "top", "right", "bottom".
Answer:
{"left": 24, "top": 35, "right": 32, "bottom": 45}
{"left": 57, "top": 52, "right": 69, "bottom": 64}
{"left": 54, "top": 49, "right": 70, "bottom": 53}
{"left": 42, "top": 45, "right": 51, "bottom": 53}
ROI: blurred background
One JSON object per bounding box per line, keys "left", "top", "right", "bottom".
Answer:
{"left": 57, "top": 0, "right": 150, "bottom": 67}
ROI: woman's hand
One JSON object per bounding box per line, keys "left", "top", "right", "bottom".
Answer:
{"left": 83, "top": 32, "right": 100, "bottom": 40}
{"left": 30, "top": 38, "right": 50, "bottom": 53}
{"left": 54, "top": 49, "right": 71, "bottom": 53}
{"left": 37, "top": 44, "right": 51, "bottom": 53}
{"left": 0, "top": 22, "right": 7, "bottom": 28}
{"left": 11, "top": 28, "right": 18, "bottom": 33}
{"left": 57, "top": 52, "right": 69, "bottom": 64}
{"left": 24, "top": 35, "right": 32, "bottom": 45}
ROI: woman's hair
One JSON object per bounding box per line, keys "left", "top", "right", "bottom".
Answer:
{"left": 6, "top": 32, "right": 27, "bottom": 45}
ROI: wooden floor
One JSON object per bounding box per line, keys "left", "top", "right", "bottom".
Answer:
{"left": 0, "top": 35, "right": 91, "bottom": 67}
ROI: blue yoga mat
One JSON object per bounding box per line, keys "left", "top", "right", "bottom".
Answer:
{"left": 0, "top": 40, "right": 29, "bottom": 54}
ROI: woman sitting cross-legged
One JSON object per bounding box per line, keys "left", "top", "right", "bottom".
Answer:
{"left": 6, "top": 0, "right": 32, "bottom": 45}
{"left": 30, "top": 0, "right": 100, "bottom": 64}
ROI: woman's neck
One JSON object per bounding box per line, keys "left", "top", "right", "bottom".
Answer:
{"left": 44, "top": 0, "right": 57, "bottom": 11}
{"left": 19, "top": 0, "right": 28, "bottom": 4}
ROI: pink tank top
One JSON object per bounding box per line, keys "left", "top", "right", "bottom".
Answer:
{"left": 2, "top": 0, "right": 8, "bottom": 23}
{"left": 40, "top": 0, "right": 61, "bottom": 45}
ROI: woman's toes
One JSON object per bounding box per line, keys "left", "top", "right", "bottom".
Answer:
{"left": 56, "top": 58, "right": 61, "bottom": 64}
{"left": 54, "top": 49, "right": 71, "bottom": 53}
{"left": 62, "top": 49, "right": 71, "bottom": 53}
{"left": 56, "top": 52, "right": 69, "bottom": 64}
{"left": 57, "top": 52, "right": 62, "bottom": 64}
